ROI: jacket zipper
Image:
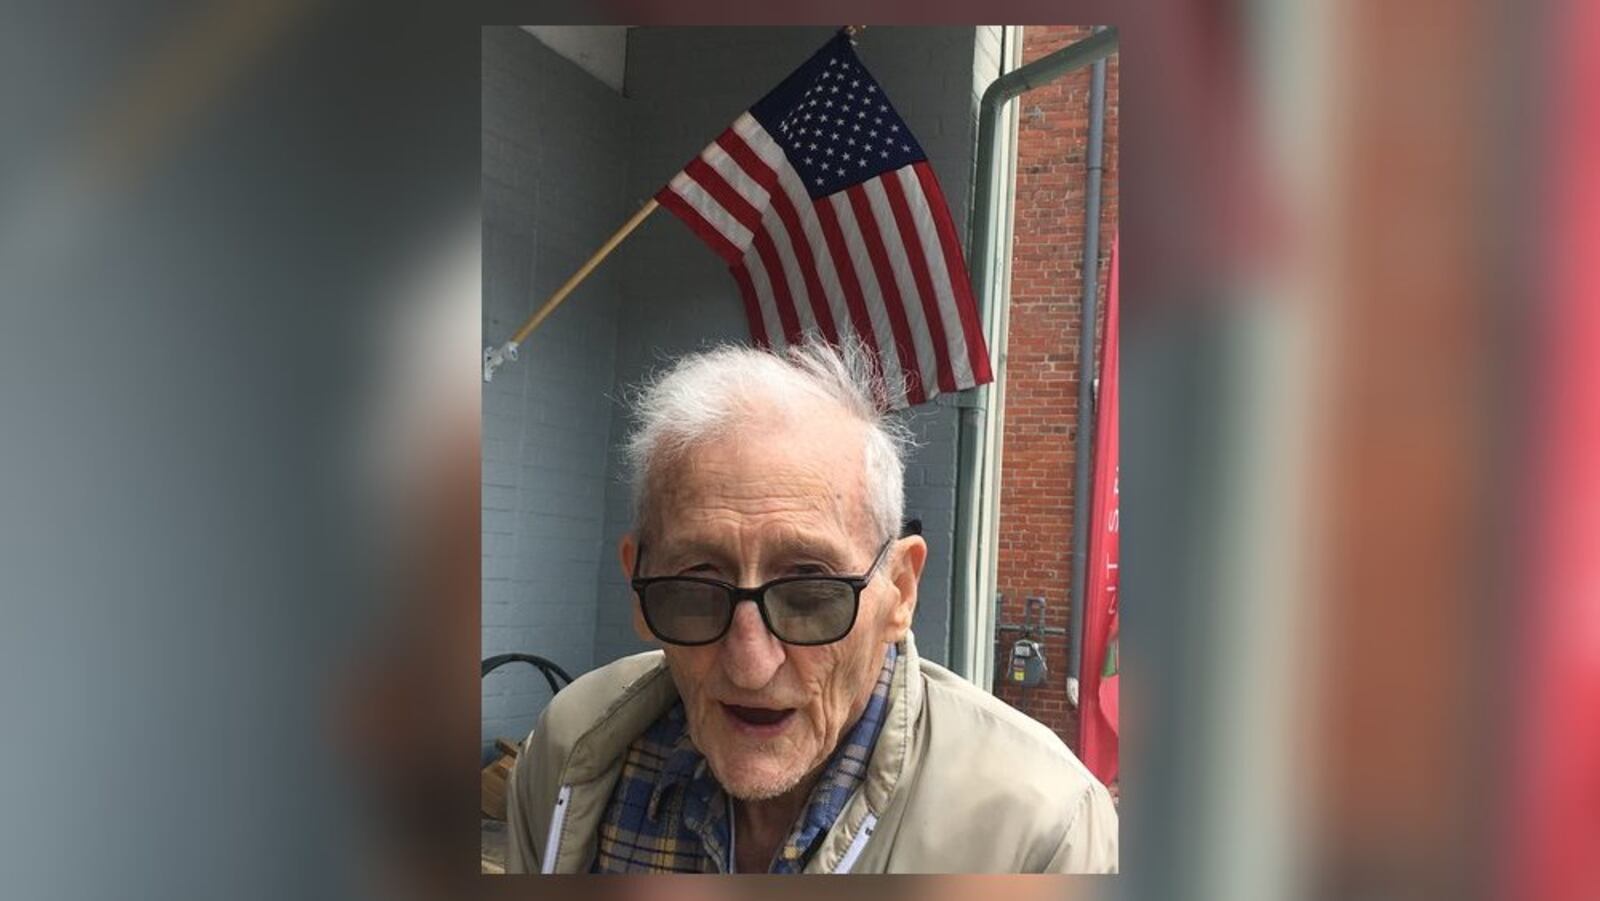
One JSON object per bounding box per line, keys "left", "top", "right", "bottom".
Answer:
{"left": 833, "top": 812, "right": 878, "bottom": 874}
{"left": 541, "top": 784, "right": 572, "bottom": 874}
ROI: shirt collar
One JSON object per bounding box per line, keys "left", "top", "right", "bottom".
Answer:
{"left": 645, "top": 703, "right": 704, "bottom": 821}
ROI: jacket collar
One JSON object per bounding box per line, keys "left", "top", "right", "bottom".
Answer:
{"left": 856, "top": 631, "right": 920, "bottom": 814}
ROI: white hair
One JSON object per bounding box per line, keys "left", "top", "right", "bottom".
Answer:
{"left": 623, "top": 340, "right": 911, "bottom": 544}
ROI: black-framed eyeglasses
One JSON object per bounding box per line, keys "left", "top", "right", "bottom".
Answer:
{"left": 630, "top": 537, "right": 896, "bottom": 646}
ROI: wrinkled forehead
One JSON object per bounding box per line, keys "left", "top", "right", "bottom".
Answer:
{"left": 638, "top": 407, "right": 874, "bottom": 545}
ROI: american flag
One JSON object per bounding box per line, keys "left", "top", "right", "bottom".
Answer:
{"left": 654, "top": 30, "right": 993, "bottom": 409}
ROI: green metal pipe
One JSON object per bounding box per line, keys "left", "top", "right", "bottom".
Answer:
{"left": 949, "top": 26, "right": 1119, "bottom": 678}
{"left": 1068, "top": 28, "right": 1109, "bottom": 687}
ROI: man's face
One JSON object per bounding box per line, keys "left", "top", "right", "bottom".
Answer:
{"left": 621, "top": 410, "right": 925, "bottom": 802}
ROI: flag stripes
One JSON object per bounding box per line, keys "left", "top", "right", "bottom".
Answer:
{"left": 656, "top": 104, "right": 990, "bottom": 408}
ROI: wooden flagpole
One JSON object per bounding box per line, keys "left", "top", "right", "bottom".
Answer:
{"left": 484, "top": 197, "right": 659, "bottom": 381}
{"left": 512, "top": 197, "right": 659, "bottom": 345}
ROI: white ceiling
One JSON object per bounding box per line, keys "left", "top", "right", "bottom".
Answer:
{"left": 520, "top": 26, "right": 629, "bottom": 94}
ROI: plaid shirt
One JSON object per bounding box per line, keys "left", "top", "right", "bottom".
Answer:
{"left": 592, "top": 644, "right": 898, "bottom": 873}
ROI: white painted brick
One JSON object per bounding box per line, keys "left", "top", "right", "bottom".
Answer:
{"left": 481, "top": 484, "right": 518, "bottom": 512}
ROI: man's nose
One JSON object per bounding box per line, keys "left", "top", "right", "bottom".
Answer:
{"left": 719, "top": 599, "right": 785, "bottom": 690}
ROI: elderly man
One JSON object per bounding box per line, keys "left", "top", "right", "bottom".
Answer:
{"left": 506, "top": 342, "right": 1118, "bottom": 874}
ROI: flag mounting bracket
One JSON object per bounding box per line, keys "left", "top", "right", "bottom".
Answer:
{"left": 483, "top": 341, "right": 518, "bottom": 383}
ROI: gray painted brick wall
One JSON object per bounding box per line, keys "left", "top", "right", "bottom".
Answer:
{"left": 483, "top": 27, "right": 989, "bottom": 746}
{"left": 480, "top": 26, "right": 629, "bottom": 755}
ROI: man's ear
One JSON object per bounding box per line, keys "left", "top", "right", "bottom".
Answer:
{"left": 618, "top": 532, "right": 653, "bottom": 643}
{"left": 884, "top": 535, "right": 927, "bottom": 641}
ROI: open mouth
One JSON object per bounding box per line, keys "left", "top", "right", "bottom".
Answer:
{"left": 721, "top": 703, "right": 796, "bottom": 730}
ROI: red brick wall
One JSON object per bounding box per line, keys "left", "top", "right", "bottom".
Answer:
{"left": 992, "top": 25, "right": 1119, "bottom": 748}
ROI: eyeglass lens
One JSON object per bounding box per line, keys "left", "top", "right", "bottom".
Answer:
{"left": 640, "top": 577, "right": 857, "bottom": 644}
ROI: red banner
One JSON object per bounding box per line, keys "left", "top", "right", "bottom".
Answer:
{"left": 1078, "top": 236, "right": 1120, "bottom": 785}
{"left": 1505, "top": 2, "right": 1600, "bottom": 897}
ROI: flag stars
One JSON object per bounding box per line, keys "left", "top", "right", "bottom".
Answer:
{"left": 851, "top": 79, "right": 860, "bottom": 87}
{"left": 867, "top": 85, "right": 876, "bottom": 92}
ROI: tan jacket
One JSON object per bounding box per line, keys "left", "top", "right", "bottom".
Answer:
{"left": 505, "top": 632, "right": 1118, "bottom": 874}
